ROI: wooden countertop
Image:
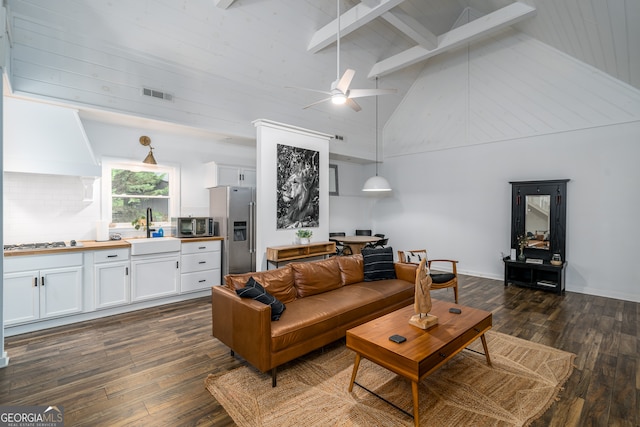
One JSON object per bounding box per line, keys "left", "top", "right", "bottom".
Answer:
{"left": 3, "top": 236, "right": 224, "bottom": 257}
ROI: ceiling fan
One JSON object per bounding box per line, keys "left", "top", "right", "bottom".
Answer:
{"left": 292, "top": 0, "right": 396, "bottom": 112}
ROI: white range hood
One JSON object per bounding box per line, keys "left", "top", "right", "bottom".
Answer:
{"left": 3, "top": 97, "right": 101, "bottom": 177}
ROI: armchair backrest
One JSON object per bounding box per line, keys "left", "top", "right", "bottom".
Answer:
{"left": 397, "top": 249, "right": 427, "bottom": 264}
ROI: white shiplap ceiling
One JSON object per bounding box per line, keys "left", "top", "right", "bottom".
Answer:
{"left": 3, "top": 0, "right": 638, "bottom": 160}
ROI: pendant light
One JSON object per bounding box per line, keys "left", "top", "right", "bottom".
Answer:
{"left": 362, "top": 77, "right": 391, "bottom": 192}
{"left": 139, "top": 135, "right": 157, "bottom": 165}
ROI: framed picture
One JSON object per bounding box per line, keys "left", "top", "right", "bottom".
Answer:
{"left": 329, "top": 164, "right": 339, "bottom": 196}
{"left": 276, "top": 144, "right": 320, "bottom": 229}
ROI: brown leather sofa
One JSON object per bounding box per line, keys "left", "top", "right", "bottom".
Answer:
{"left": 211, "top": 254, "right": 417, "bottom": 386}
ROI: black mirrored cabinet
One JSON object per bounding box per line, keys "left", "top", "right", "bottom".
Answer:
{"left": 504, "top": 179, "right": 569, "bottom": 294}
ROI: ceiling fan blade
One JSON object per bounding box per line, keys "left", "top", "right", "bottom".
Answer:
{"left": 335, "top": 69, "right": 356, "bottom": 93}
{"left": 345, "top": 98, "right": 362, "bottom": 112}
{"left": 348, "top": 88, "right": 397, "bottom": 99}
{"left": 286, "top": 86, "right": 332, "bottom": 96}
{"left": 303, "top": 97, "right": 332, "bottom": 109}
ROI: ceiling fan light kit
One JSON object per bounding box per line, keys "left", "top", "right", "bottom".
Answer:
{"left": 295, "top": 0, "right": 396, "bottom": 112}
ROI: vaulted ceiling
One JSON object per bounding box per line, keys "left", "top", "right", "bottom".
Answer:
{"left": 3, "top": 0, "right": 638, "bottom": 160}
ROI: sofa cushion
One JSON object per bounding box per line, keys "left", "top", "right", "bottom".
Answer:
{"left": 225, "top": 265, "right": 297, "bottom": 304}
{"left": 236, "top": 277, "right": 286, "bottom": 320}
{"left": 290, "top": 257, "right": 343, "bottom": 298}
{"left": 362, "top": 247, "right": 397, "bottom": 281}
{"left": 270, "top": 278, "right": 413, "bottom": 352}
{"left": 336, "top": 254, "right": 364, "bottom": 285}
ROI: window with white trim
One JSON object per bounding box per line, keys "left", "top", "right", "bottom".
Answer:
{"left": 102, "top": 160, "right": 179, "bottom": 229}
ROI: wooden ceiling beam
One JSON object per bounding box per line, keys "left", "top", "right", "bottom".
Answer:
{"left": 368, "top": 2, "right": 536, "bottom": 77}
{"left": 307, "top": 0, "right": 406, "bottom": 53}
{"left": 381, "top": 9, "right": 437, "bottom": 50}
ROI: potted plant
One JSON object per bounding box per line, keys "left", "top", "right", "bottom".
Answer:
{"left": 296, "top": 229, "right": 313, "bottom": 244}
{"left": 131, "top": 216, "right": 148, "bottom": 231}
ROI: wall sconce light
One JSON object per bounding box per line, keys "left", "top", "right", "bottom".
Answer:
{"left": 139, "top": 135, "right": 157, "bottom": 165}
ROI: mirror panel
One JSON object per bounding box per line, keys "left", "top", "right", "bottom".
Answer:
{"left": 525, "top": 195, "right": 550, "bottom": 250}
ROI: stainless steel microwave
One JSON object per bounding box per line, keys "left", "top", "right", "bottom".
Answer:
{"left": 173, "top": 217, "right": 216, "bottom": 237}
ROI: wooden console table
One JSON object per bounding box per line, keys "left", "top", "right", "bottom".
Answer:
{"left": 266, "top": 241, "right": 336, "bottom": 269}
{"left": 504, "top": 258, "right": 566, "bottom": 294}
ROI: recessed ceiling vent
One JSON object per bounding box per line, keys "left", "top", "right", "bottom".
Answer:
{"left": 142, "top": 87, "right": 173, "bottom": 101}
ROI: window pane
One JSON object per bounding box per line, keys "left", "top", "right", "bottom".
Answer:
{"left": 112, "top": 197, "right": 169, "bottom": 224}
{"left": 110, "top": 168, "right": 171, "bottom": 224}
{"left": 112, "top": 169, "right": 169, "bottom": 196}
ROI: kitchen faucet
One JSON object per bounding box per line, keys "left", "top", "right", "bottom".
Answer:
{"left": 146, "top": 207, "right": 156, "bottom": 238}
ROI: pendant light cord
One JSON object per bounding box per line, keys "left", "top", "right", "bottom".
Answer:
{"left": 375, "top": 76, "right": 379, "bottom": 176}
{"left": 336, "top": 0, "right": 340, "bottom": 81}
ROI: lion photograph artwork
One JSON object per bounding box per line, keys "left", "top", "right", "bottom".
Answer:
{"left": 276, "top": 144, "right": 320, "bottom": 229}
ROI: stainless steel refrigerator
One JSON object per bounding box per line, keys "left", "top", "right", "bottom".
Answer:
{"left": 209, "top": 186, "right": 256, "bottom": 276}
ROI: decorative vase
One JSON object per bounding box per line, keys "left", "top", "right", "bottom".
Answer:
{"left": 518, "top": 247, "right": 525, "bottom": 261}
{"left": 300, "top": 237, "right": 310, "bottom": 245}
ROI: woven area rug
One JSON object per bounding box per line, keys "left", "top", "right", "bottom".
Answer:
{"left": 205, "top": 331, "right": 575, "bottom": 426}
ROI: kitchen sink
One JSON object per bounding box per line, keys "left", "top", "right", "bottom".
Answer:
{"left": 126, "top": 237, "right": 181, "bottom": 255}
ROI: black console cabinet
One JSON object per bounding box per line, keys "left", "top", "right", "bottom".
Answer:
{"left": 505, "top": 179, "right": 569, "bottom": 294}
{"left": 504, "top": 259, "right": 566, "bottom": 294}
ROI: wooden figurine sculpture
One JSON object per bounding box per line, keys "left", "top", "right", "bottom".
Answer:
{"left": 409, "top": 258, "right": 439, "bottom": 329}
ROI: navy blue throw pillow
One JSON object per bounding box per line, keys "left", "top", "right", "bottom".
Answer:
{"left": 236, "top": 277, "right": 286, "bottom": 320}
{"left": 361, "top": 247, "right": 396, "bottom": 281}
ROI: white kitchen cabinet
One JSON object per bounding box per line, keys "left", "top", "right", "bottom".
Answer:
{"left": 130, "top": 254, "right": 180, "bottom": 302}
{"left": 180, "top": 240, "right": 222, "bottom": 293}
{"left": 94, "top": 248, "right": 131, "bottom": 309}
{"left": 205, "top": 161, "right": 256, "bottom": 188}
{"left": 3, "top": 254, "right": 84, "bottom": 326}
{"left": 3, "top": 271, "right": 40, "bottom": 324}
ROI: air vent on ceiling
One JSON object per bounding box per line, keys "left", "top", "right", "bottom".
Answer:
{"left": 142, "top": 87, "right": 173, "bottom": 101}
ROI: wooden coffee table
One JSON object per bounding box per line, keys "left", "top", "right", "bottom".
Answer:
{"left": 347, "top": 300, "right": 492, "bottom": 426}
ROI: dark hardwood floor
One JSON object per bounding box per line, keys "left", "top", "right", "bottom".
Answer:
{"left": 1, "top": 275, "right": 638, "bottom": 426}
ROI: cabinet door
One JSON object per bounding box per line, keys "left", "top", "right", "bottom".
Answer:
{"left": 3, "top": 271, "right": 39, "bottom": 325}
{"left": 40, "top": 266, "right": 84, "bottom": 318}
{"left": 217, "top": 164, "right": 242, "bottom": 186}
{"left": 95, "top": 261, "right": 131, "bottom": 309}
{"left": 240, "top": 168, "right": 256, "bottom": 187}
{"left": 130, "top": 256, "right": 180, "bottom": 302}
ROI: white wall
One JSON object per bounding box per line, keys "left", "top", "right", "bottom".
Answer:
{"left": 377, "top": 123, "right": 640, "bottom": 302}
{"left": 380, "top": 29, "right": 640, "bottom": 303}
{"left": 254, "top": 120, "right": 331, "bottom": 271}
{"left": 327, "top": 160, "right": 377, "bottom": 236}
{"left": 2, "top": 116, "right": 257, "bottom": 243}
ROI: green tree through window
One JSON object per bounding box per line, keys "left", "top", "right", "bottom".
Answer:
{"left": 111, "top": 169, "right": 170, "bottom": 224}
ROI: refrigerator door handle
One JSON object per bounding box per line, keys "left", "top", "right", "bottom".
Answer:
{"left": 249, "top": 201, "right": 256, "bottom": 253}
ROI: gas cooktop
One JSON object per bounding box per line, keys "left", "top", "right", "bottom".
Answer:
{"left": 3, "top": 241, "right": 76, "bottom": 251}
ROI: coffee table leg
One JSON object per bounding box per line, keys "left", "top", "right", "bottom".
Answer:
{"left": 412, "top": 381, "right": 420, "bottom": 426}
{"left": 348, "top": 353, "right": 361, "bottom": 392}
{"left": 481, "top": 334, "right": 492, "bottom": 366}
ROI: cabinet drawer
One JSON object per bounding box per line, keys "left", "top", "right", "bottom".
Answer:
{"left": 181, "top": 252, "right": 221, "bottom": 273}
{"left": 94, "top": 248, "right": 130, "bottom": 263}
{"left": 181, "top": 240, "right": 221, "bottom": 254}
{"left": 181, "top": 270, "right": 221, "bottom": 293}
{"left": 4, "top": 253, "right": 83, "bottom": 273}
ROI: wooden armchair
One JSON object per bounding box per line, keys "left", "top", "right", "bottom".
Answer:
{"left": 397, "top": 250, "right": 459, "bottom": 303}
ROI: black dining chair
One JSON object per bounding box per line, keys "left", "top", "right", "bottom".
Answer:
{"left": 365, "top": 234, "right": 387, "bottom": 249}
{"left": 355, "top": 229, "right": 372, "bottom": 236}
{"left": 329, "top": 232, "right": 352, "bottom": 256}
